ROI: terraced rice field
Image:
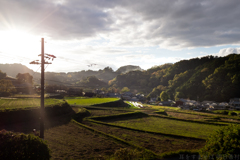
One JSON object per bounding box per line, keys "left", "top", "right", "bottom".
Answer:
{"left": 108, "top": 116, "right": 222, "bottom": 139}
{"left": 0, "top": 98, "right": 64, "bottom": 110}
{"left": 66, "top": 97, "right": 119, "bottom": 106}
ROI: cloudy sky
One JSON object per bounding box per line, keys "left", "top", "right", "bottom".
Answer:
{"left": 0, "top": 0, "right": 240, "bottom": 72}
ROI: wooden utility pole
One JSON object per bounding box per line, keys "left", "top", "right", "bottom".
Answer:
{"left": 40, "top": 38, "right": 45, "bottom": 139}
{"left": 30, "top": 38, "right": 56, "bottom": 140}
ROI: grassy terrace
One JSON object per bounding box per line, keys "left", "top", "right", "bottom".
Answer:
{"left": 65, "top": 97, "right": 119, "bottom": 106}
{"left": 83, "top": 120, "right": 205, "bottom": 155}
{"left": 0, "top": 98, "right": 64, "bottom": 110}
{"left": 148, "top": 105, "right": 181, "bottom": 110}
{"left": 2, "top": 98, "right": 238, "bottom": 159}
{"left": 87, "top": 109, "right": 130, "bottom": 117}
{"left": 45, "top": 122, "right": 130, "bottom": 160}
{"left": 108, "top": 116, "right": 222, "bottom": 139}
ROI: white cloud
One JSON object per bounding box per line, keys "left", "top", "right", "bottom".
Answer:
{"left": 2, "top": 0, "right": 240, "bottom": 49}
{"left": 1, "top": 0, "right": 240, "bottom": 72}
{"left": 216, "top": 48, "right": 240, "bottom": 57}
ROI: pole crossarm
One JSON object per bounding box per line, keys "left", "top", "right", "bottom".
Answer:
{"left": 30, "top": 60, "right": 52, "bottom": 64}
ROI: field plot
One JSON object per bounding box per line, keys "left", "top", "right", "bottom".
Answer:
{"left": 0, "top": 98, "right": 64, "bottom": 110}
{"left": 169, "top": 110, "right": 240, "bottom": 124}
{"left": 87, "top": 109, "right": 130, "bottom": 117}
{"left": 166, "top": 111, "right": 209, "bottom": 120}
{"left": 66, "top": 97, "right": 119, "bottom": 106}
{"left": 108, "top": 117, "right": 222, "bottom": 139}
{"left": 45, "top": 122, "right": 129, "bottom": 159}
{"left": 83, "top": 121, "right": 205, "bottom": 155}
{"left": 149, "top": 105, "right": 180, "bottom": 110}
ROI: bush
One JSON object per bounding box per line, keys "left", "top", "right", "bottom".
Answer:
{"left": 73, "top": 108, "right": 91, "bottom": 122}
{"left": 199, "top": 124, "right": 240, "bottom": 160}
{"left": 0, "top": 130, "right": 51, "bottom": 160}
{"left": 154, "top": 110, "right": 168, "bottom": 116}
{"left": 215, "top": 110, "right": 229, "bottom": 115}
{"left": 112, "top": 148, "right": 151, "bottom": 160}
{"left": 228, "top": 111, "right": 238, "bottom": 116}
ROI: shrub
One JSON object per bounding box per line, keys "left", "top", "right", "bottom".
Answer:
{"left": 73, "top": 108, "right": 91, "bottom": 122}
{"left": 228, "top": 111, "right": 237, "bottom": 116}
{"left": 112, "top": 148, "right": 151, "bottom": 160}
{"left": 199, "top": 124, "right": 240, "bottom": 160}
{"left": 215, "top": 110, "right": 229, "bottom": 115}
{"left": 0, "top": 130, "right": 51, "bottom": 160}
{"left": 154, "top": 110, "right": 168, "bottom": 116}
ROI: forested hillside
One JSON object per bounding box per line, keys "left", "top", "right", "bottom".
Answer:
{"left": 1, "top": 54, "right": 240, "bottom": 102}
{"left": 0, "top": 64, "right": 141, "bottom": 87}
{"left": 109, "top": 54, "right": 240, "bottom": 102}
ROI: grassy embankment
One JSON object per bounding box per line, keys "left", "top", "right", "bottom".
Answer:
{"left": 3, "top": 97, "right": 240, "bottom": 159}
{"left": 65, "top": 97, "right": 120, "bottom": 106}
{"left": 0, "top": 98, "right": 74, "bottom": 133}
{"left": 0, "top": 98, "right": 64, "bottom": 110}
{"left": 80, "top": 103, "right": 240, "bottom": 158}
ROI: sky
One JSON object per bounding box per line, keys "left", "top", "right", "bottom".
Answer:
{"left": 0, "top": 0, "right": 240, "bottom": 73}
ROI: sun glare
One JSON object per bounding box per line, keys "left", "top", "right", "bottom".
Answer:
{"left": 0, "top": 29, "right": 40, "bottom": 61}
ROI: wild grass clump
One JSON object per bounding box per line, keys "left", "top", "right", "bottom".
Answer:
{"left": 214, "top": 110, "right": 229, "bottom": 115}
{"left": 154, "top": 109, "right": 168, "bottom": 116}
{"left": 109, "top": 148, "right": 156, "bottom": 160}
{"left": 73, "top": 108, "right": 91, "bottom": 122}
{"left": 199, "top": 124, "right": 240, "bottom": 160}
{"left": 0, "top": 130, "right": 51, "bottom": 160}
{"left": 228, "top": 111, "right": 238, "bottom": 116}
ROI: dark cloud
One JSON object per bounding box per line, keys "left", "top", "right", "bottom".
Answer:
{"left": 0, "top": 0, "right": 240, "bottom": 48}
{"left": 0, "top": 0, "right": 115, "bottom": 39}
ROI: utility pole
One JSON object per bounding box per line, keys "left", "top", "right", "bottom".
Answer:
{"left": 40, "top": 38, "right": 44, "bottom": 139}
{"left": 30, "top": 38, "right": 56, "bottom": 139}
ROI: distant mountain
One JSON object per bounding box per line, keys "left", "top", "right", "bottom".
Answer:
{"left": 1, "top": 55, "right": 240, "bottom": 102}
{"left": 0, "top": 63, "right": 37, "bottom": 78}
{"left": 116, "top": 65, "right": 142, "bottom": 74}
{"left": 0, "top": 64, "right": 142, "bottom": 86}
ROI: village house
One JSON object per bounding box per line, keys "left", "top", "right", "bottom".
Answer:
{"left": 229, "top": 98, "right": 240, "bottom": 110}
{"left": 106, "top": 92, "right": 121, "bottom": 98}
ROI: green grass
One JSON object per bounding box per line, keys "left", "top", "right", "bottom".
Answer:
{"left": 0, "top": 98, "right": 65, "bottom": 110}
{"left": 148, "top": 105, "right": 181, "bottom": 110}
{"left": 10, "top": 94, "right": 40, "bottom": 98}
{"left": 83, "top": 121, "right": 205, "bottom": 156}
{"left": 45, "top": 121, "right": 133, "bottom": 160}
{"left": 110, "top": 117, "right": 222, "bottom": 139}
{"left": 65, "top": 97, "right": 120, "bottom": 106}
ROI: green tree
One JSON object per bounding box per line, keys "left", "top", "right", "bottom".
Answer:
{"left": 0, "top": 70, "right": 6, "bottom": 79}
{"left": 121, "top": 87, "right": 130, "bottom": 93}
{"left": 0, "top": 79, "right": 16, "bottom": 96}
{"left": 160, "top": 91, "right": 168, "bottom": 101}
{"left": 174, "top": 92, "right": 184, "bottom": 101}
{"left": 16, "top": 73, "right": 33, "bottom": 84}
{"left": 101, "top": 87, "right": 107, "bottom": 92}
{"left": 200, "top": 124, "right": 240, "bottom": 159}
